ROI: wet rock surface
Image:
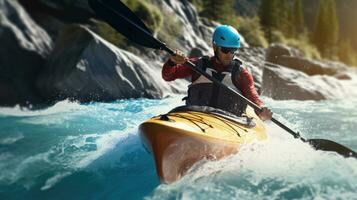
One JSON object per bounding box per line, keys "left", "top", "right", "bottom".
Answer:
{"left": 0, "top": 0, "right": 53, "bottom": 106}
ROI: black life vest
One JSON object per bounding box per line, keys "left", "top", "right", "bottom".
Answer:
{"left": 185, "top": 56, "right": 248, "bottom": 116}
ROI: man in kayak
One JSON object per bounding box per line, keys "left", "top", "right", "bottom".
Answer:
{"left": 162, "top": 25, "right": 272, "bottom": 121}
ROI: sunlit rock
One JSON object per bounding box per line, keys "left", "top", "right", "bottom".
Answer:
{"left": 265, "top": 43, "right": 302, "bottom": 64}
{"left": 261, "top": 65, "right": 354, "bottom": 100}
{"left": 37, "top": 25, "right": 188, "bottom": 102}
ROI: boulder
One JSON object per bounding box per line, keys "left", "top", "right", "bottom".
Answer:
{"left": 19, "top": 0, "right": 94, "bottom": 22}
{"left": 37, "top": 25, "right": 188, "bottom": 102}
{"left": 261, "top": 65, "right": 353, "bottom": 100}
{"left": 266, "top": 43, "right": 351, "bottom": 79}
{"left": 18, "top": 0, "right": 94, "bottom": 40}
{"left": 0, "top": 0, "right": 53, "bottom": 106}
{"left": 276, "top": 56, "right": 345, "bottom": 77}
{"left": 265, "top": 43, "right": 302, "bottom": 64}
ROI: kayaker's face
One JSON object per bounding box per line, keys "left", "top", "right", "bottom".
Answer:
{"left": 216, "top": 46, "right": 237, "bottom": 66}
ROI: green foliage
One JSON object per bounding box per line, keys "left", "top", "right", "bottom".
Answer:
{"left": 259, "top": 0, "right": 306, "bottom": 42}
{"left": 264, "top": 29, "right": 320, "bottom": 59}
{"left": 285, "top": 6, "right": 295, "bottom": 38}
{"left": 237, "top": 16, "right": 268, "bottom": 48}
{"left": 312, "top": 0, "right": 339, "bottom": 59}
{"left": 200, "top": 0, "right": 235, "bottom": 24}
{"left": 338, "top": 40, "right": 357, "bottom": 66}
{"left": 286, "top": 37, "right": 321, "bottom": 59}
{"left": 94, "top": 20, "right": 130, "bottom": 49}
{"left": 292, "top": 0, "right": 305, "bottom": 36}
{"left": 270, "top": 30, "right": 287, "bottom": 44}
{"left": 275, "top": 0, "right": 290, "bottom": 36}
{"left": 94, "top": 0, "right": 168, "bottom": 50}
{"left": 259, "top": 0, "right": 281, "bottom": 42}
{"left": 124, "top": 0, "right": 163, "bottom": 34}
{"left": 157, "top": 13, "right": 183, "bottom": 49}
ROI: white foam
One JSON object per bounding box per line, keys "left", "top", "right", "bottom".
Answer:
{"left": 40, "top": 172, "right": 72, "bottom": 191}
{"left": 0, "top": 100, "right": 85, "bottom": 117}
{"left": 75, "top": 130, "right": 132, "bottom": 168}
{"left": 0, "top": 132, "right": 24, "bottom": 144}
{"left": 0, "top": 151, "right": 52, "bottom": 189}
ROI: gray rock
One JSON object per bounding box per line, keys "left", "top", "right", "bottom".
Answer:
{"left": 155, "top": 0, "right": 211, "bottom": 54}
{"left": 266, "top": 43, "right": 350, "bottom": 79}
{"left": 0, "top": 0, "right": 53, "bottom": 106}
{"left": 277, "top": 56, "right": 339, "bottom": 76}
{"left": 265, "top": 43, "right": 302, "bottom": 64}
{"left": 261, "top": 64, "right": 354, "bottom": 100}
{"left": 37, "top": 0, "right": 91, "bottom": 12}
{"left": 18, "top": 0, "right": 94, "bottom": 40}
{"left": 333, "top": 71, "right": 352, "bottom": 80}
{"left": 37, "top": 25, "right": 188, "bottom": 102}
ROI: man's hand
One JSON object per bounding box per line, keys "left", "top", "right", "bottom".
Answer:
{"left": 170, "top": 50, "right": 187, "bottom": 64}
{"left": 258, "top": 107, "right": 273, "bottom": 121}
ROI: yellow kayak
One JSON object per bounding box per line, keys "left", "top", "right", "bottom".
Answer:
{"left": 139, "top": 106, "right": 268, "bottom": 183}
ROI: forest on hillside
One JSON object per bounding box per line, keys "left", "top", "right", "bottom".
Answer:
{"left": 188, "top": 0, "right": 357, "bottom": 66}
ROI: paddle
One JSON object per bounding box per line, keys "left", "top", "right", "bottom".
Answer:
{"left": 88, "top": 0, "right": 357, "bottom": 159}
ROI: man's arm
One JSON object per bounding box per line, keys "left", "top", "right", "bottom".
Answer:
{"left": 236, "top": 68, "right": 263, "bottom": 107}
{"left": 162, "top": 57, "right": 199, "bottom": 81}
{"left": 236, "top": 68, "right": 273, "bottom": 120}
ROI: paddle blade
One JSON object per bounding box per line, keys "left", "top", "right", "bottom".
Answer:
{"left": 88, "top": 0, "right": 165, "bottom": 49}
{"left": 307, "top": 139, "right": 357, "bottom": 158}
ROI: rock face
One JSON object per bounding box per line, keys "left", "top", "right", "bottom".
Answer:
{"left": 277, "top": 56, "right": 339, "bottom": 76}
{"left": 0, "top": 0, "right": 53, "bottom": 106}
{"left": 265, "top": 43, "right": 302, "bottom": 64}
{"left": 262, "top": 43, "right": 357, "bottom": 100}
{"left": 158, "top": 0, "right": 212, "bottom": 52}
{"left": 37, "top": 25, "right": 187, "bottom": 102}
{"left": 261, "top": 64, "right": 353, "bottom": 100}
{"left": 18, "top": 0, "right": 94, "bottom": 40}
{"left": 265, "top": 43, "right": 349, "bottom": 78}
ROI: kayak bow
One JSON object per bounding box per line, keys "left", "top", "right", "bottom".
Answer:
{"left": 139, "top": 106, "right": 267, "bottom": 183}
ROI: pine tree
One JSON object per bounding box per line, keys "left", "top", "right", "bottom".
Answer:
{"left": 259, "top": 0, "right": 279, "bottom": 42}
{"left": 326, "top": 0, "right": 339, "bottom": 58}
{"left": 338, "top": 39, "right": 357, "bottom": 65}
{"left": 276, "top": 0, "right": 289, "bottom": 36}
{"left": 292, "top": 0, "right": 304, "bottom": 37}
{"left": 286, "top": 5, "right": 295, "bottom": 38}
{"left": 312, "top": 0, "right": 339, "bottom": 58}
{"left": 200, "top": 0, "right": 234, "bottom": 24}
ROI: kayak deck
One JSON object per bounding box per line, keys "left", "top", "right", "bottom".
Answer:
{"left": 139, "top": 106, "right": 267, "bottom": 183}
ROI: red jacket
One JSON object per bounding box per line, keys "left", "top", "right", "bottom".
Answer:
{"left": 162, "top": 57, "right": 263, "bottom": 107}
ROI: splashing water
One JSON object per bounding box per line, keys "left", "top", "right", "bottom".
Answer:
{"left": 0, "top": 96, "right": 356, "bottom": 200}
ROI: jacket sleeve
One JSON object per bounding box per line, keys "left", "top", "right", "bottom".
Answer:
{"left": 162, "top": 58, "right": 199, "bottom": 81}
{"left": 236, "top": 68, "right": 264, "bottom": 107}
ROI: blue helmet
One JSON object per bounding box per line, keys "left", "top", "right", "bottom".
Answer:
{"left": 212, "top": 25, "right": 241, "bottom": 48}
